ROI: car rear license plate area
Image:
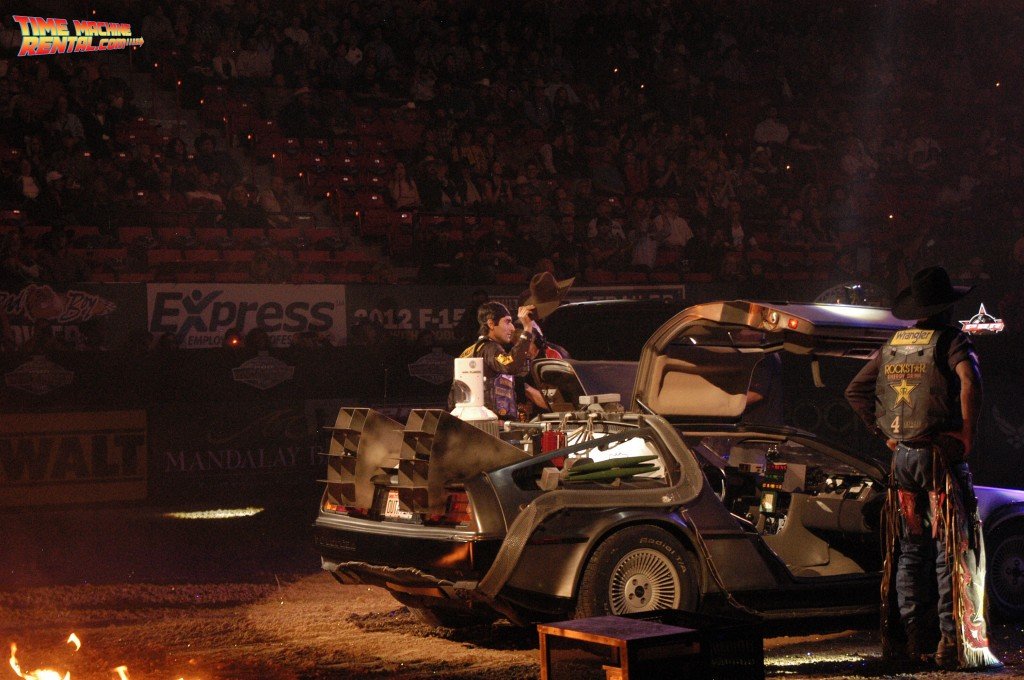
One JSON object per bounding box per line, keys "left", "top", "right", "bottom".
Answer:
{"left": 373, "top": 484, "right": 420, "bottom": 524}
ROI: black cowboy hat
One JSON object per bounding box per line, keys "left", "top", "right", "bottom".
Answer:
{"left": 892, "top": 266, "right": 974, "bottom": 320}
{"left": 522, "top": 272, "right": 575, "bottom": 320}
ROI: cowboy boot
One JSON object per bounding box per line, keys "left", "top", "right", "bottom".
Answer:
{"left": 907, "top": 621, "right": 938, "bottom": 666}
{"left": 935, "top": 634, "right": 958, "bottom": 670}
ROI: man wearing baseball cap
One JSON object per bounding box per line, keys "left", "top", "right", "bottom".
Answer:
{"left": 459, "top": 301, "right": 535, "bottom": 420}
{"left": 845, "top": 266, "right": 999, "bottom": 670}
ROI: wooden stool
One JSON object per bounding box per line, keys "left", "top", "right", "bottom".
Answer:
{"left": 538, "top": 615, "right": 700, "bottom": 680}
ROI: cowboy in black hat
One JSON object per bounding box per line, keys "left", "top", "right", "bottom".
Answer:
{"left": 845, "top": 266, "right": 999, "bottom": 670}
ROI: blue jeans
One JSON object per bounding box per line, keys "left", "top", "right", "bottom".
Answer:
{"left": 893, "top": 443, "right": 954, "bottom": 639}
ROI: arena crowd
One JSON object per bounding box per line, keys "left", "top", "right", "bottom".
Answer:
{"left": 3, "top": 0, "right": 1024, "bottom": 345}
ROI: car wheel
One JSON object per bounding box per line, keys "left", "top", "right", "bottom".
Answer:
{"left": 409, "top": 605, "right": 497, "bottom": 628}
{"left": 987, "top": 525, "right": 1024, "bottom": 621}
{"left": 575, "top": 525, "right": 698, "bottom": 618}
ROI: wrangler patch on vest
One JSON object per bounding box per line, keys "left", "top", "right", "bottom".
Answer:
{"left": 891, "top": 329, "right": 935, "bottom": 346}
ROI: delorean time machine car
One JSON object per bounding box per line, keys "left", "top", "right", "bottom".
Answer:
{"left": 313, "top": 300, "right": 1024, "bottom": 627}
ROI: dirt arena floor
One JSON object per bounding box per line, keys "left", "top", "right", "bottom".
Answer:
{"left": 3, "top": 506, "right": 1021, "bottom": 680}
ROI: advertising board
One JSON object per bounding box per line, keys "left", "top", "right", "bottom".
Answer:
{"left": 0, "top": 410, "right": 147, "bottom": 506}
{"left": 147, "top": 284, "right": 347, "bottom": 348}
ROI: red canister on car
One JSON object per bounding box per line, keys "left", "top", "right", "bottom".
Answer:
{"left": 541, "top": 430, "right": 566, "bottom": 467}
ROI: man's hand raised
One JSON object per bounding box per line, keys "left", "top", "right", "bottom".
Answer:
{"left": 517, "top": 305, "right": 535, "bottom": 333}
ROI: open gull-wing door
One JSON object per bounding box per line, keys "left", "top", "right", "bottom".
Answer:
{"left": 532, "top": 358, "right": 641, "bottom": 410}
{"left": 631, "top": 300, "right": 912, "bottom": 419}
{"left": 531, "top": 358, "right": 588, "bottom": 411}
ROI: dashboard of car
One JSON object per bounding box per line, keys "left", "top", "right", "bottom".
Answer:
{"left": 685, "top": 434, "right": 883, "bottom": 537}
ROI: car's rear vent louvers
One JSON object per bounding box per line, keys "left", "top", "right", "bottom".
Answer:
{"left": 322, "top": 408, "right": 402, "bottom": 511}
{"left": 397, "top": 457, "right": 430, "bottom": 513}
{"left": 397, "top": 409, "right": 529, "bottom": 515}
{"left": 397, "top": 410, "right": 440, "bottom": 512}
{"left": 318, "top": 407, "right": 530, "bottom": 517}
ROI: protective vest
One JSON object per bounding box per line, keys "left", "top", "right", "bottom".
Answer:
{"left": 875, "top": 328, "right": 954, "bottom": 441}
{"left": 462, "top": 338, "right": 518, "bottom": 419}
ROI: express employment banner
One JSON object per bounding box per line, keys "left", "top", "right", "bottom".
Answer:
{"left": 146, "top": 284, "right": 347, "bottom": 348}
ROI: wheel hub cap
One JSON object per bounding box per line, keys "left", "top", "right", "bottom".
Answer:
{"left": 609, "top": 548, "right": 681, "bottom": 614}
{"left": 991, "top": 537, "right": 1024, "bottom": 612}
{"left": 626, "top": 578, "right": 650, "bottom": 606}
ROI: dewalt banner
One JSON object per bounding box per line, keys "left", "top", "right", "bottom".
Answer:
{"left": 0, "top": 411, "right": 147, "bottom": 506}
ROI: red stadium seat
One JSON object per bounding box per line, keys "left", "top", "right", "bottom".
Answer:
{"left": 326, "top": 270, "right": 368, "bottom": 283}
{"left": 586, "top": 269, "right": 615, "bottom": 284}
{"left": 176, "top": 270, "right": 214, "bottom": 283}
{"left": 650, "top": 271, "right": 681, "bottom": 283}
{"left": 231, "top": 228, "right": 268, "bottom": 247}
{"left": 194, "top": 227, "right": 229, "bottom": 247}
{"left": 298, "top": 250, "right": 331, "bottom": 263}
{"left": 292, "top": 271, "right": 327, "bottom": 284}
{"left": 495, "top": 271, "right": 528, "bottom": 285}
{"left": 69, "top": 225, "right": 102, "bottom": 241}
{"left": 775, "top": 251, "right": 804, "bottom": 267}
{"left": 386, "top": 224, "right": 414, "bottom": 260}
{"left": 357, "top": 208, "right": 390, "bottom": 238}
{"left": 746, "top": 249, "right": 775, "bottom": 264}
{"left": 22, "top": 225, "right": 52, "bottom": 243}
{"left": 615, "top": 271, "right": 649, "bottom": 284}
{"left": 184, "top": 249, "right": 220, "bottom": 262}
{"left": 214, "top": 271, "right": 250, "bottom": 283}
{"left": 118, "top": 226, "right": 154, "bottom": 246}
{"left": 155, "top": 227, "right": 194, "bottom": 247}
{"left": 221, "top": 249, "right": 256, "bottom": 263}
{"left": 88, "top": 248, "right": 128, "bottom": 268}
{"left": 118, "top": 271, "right": 156, "bottom": 283}
{"left": 269, "top": 226, "right": 306, "bottom": 247}
{"left": 147, "top": 249, "right": 182, "bottom": 267}
{"left": 807, "top": 249, "right": 837, "bottom": 266}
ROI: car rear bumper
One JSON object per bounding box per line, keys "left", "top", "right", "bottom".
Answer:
{"left": 314, "top": 512, "right": 503, "bottom": 585}
{"left": 323, "top": 557, "right": 479, "bottom": 600}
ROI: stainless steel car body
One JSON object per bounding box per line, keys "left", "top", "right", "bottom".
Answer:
{"left": 314, "top": 300, "right": 1024, "bottom": 623}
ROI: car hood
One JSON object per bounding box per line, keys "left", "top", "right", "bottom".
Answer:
{"left": 631, "top": 300, "right": 913, "bottom": 419}
{"left": 977, "top": 485, "right": 1024, "bottom": 523}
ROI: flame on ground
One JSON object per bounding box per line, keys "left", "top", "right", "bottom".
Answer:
{"left": 9, "top": 635, "right": 192, "bottom": 680}
{"left": 8, "top": 643, "right": 70, "bottom": 680}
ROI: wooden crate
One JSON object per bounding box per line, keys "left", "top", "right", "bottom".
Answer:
{"left": 538, "top": 616, "right": 699, "bottom": 680}
{"left": 539, "top": 612, "right": 764, "bottom": 680}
